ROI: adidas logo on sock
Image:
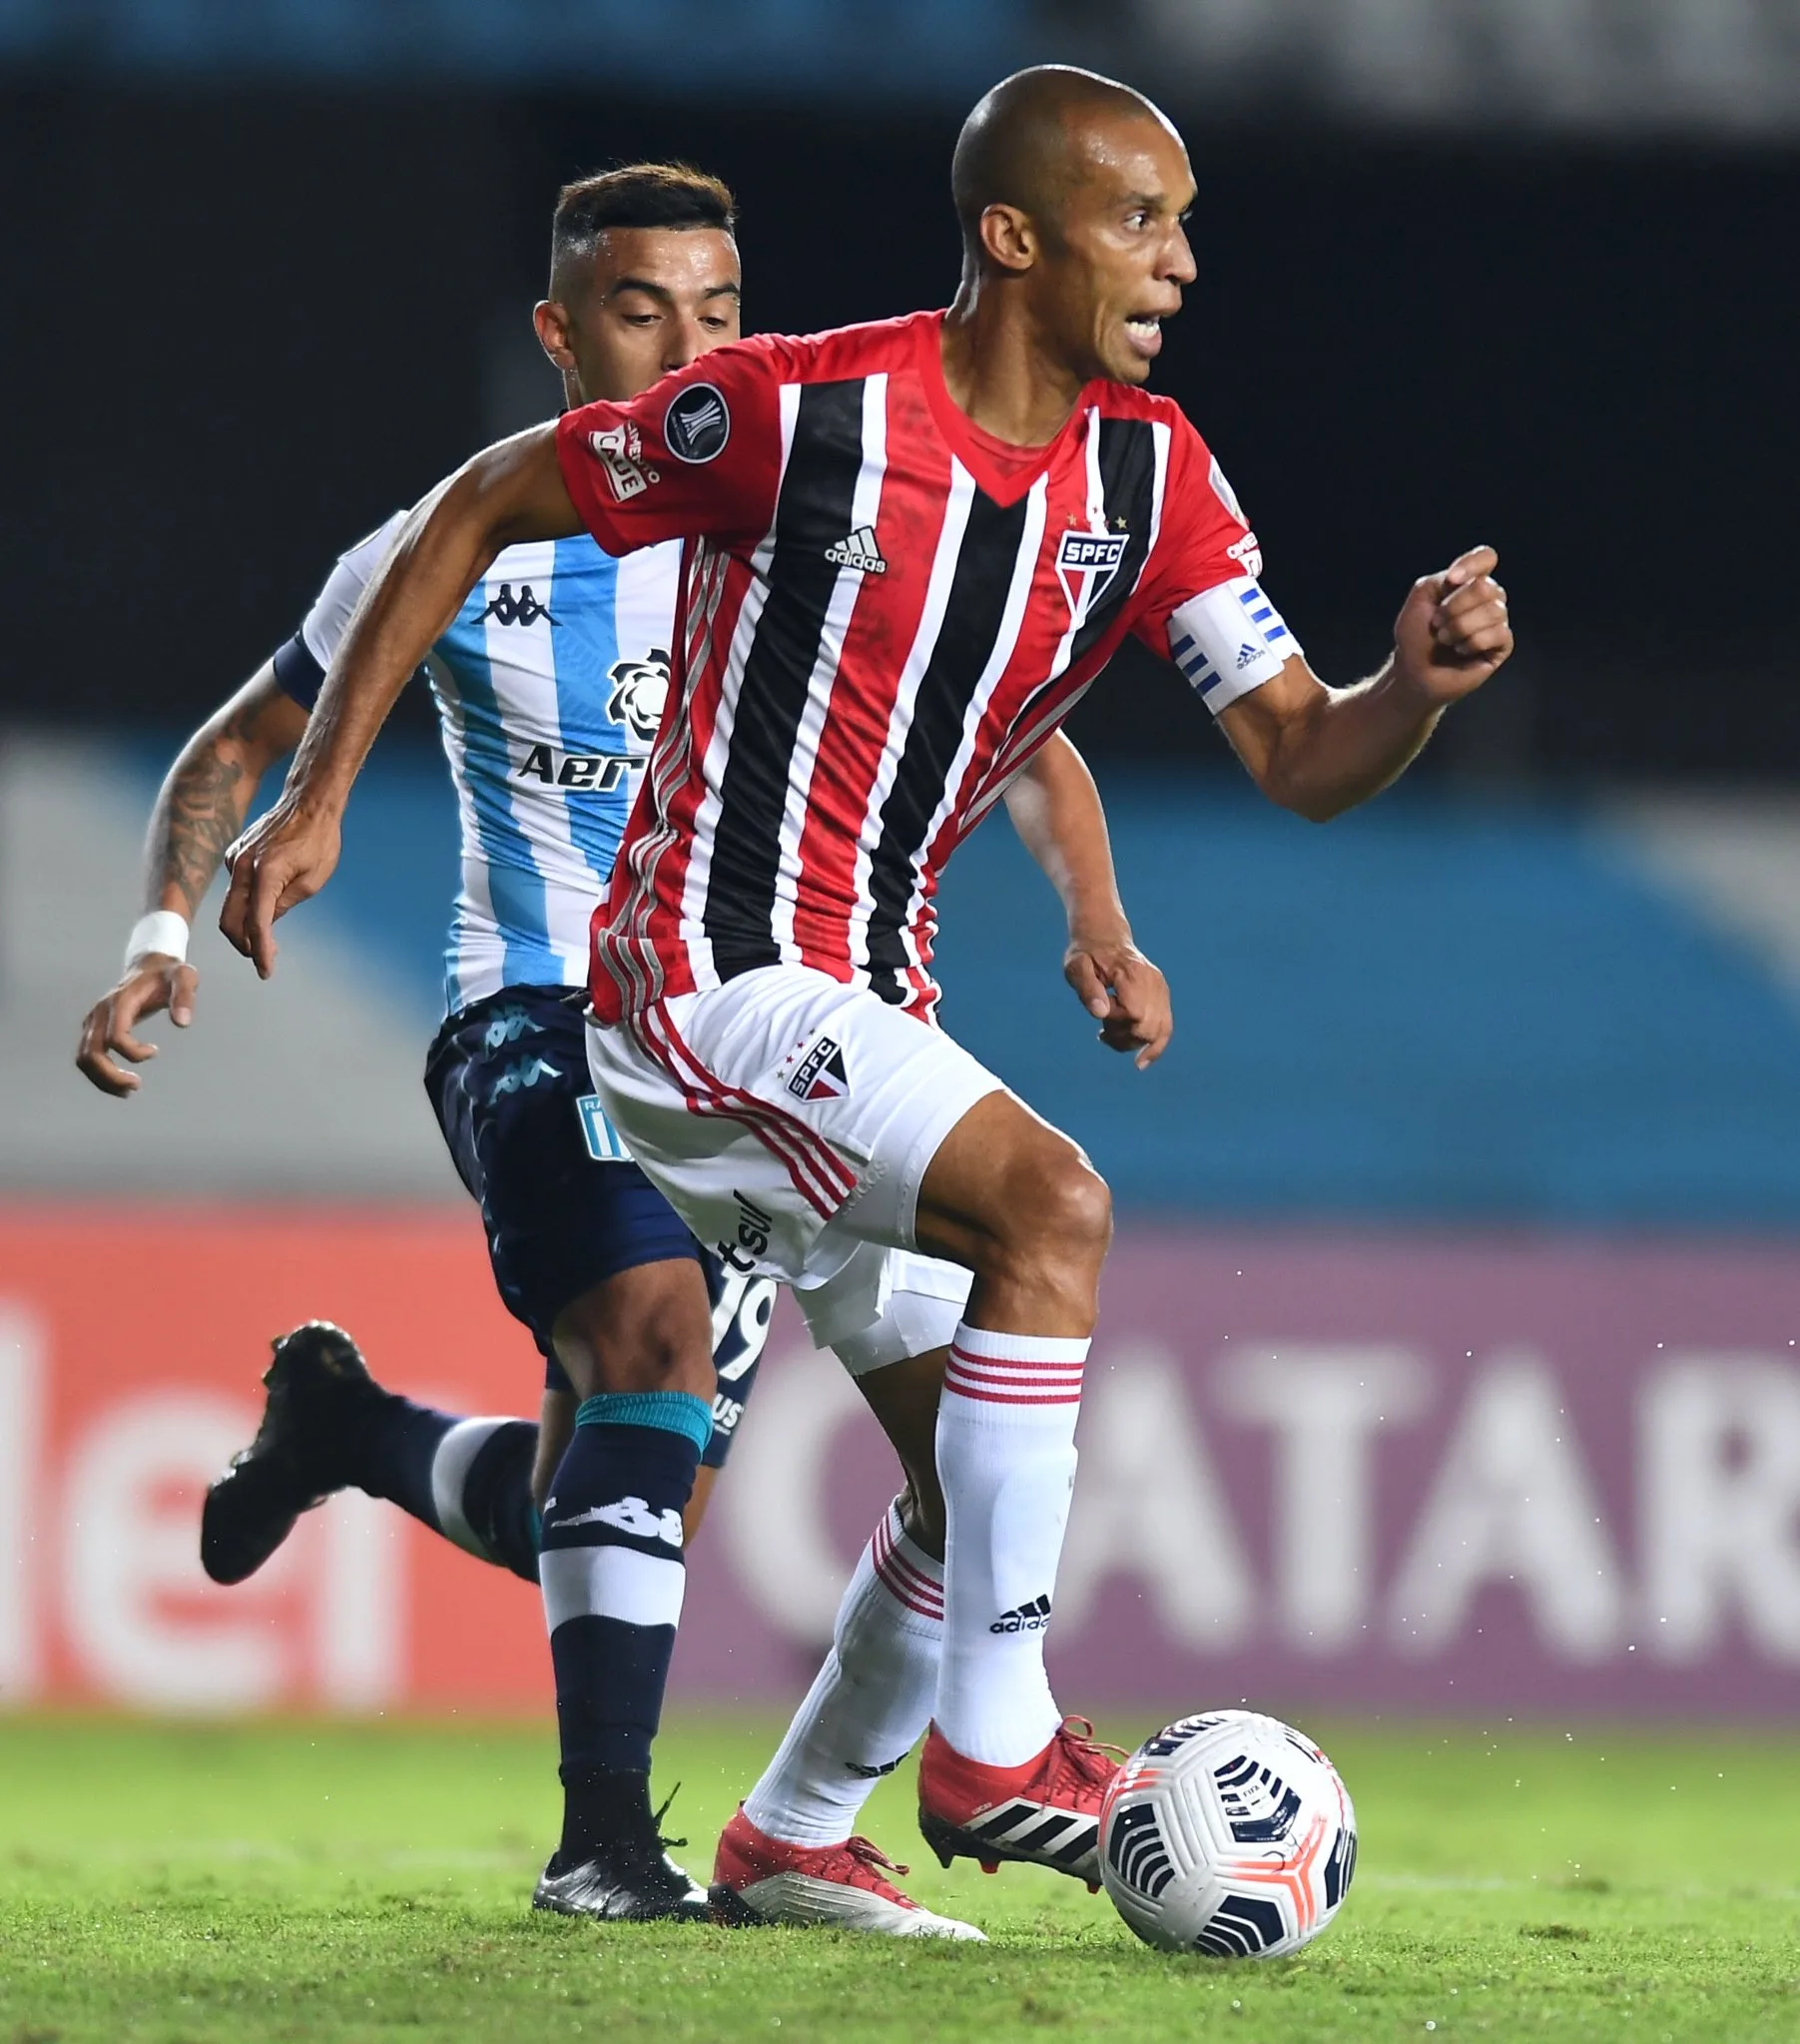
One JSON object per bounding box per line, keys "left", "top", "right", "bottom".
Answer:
{"left": 989, "top": 1593, "right": 1053, "bottom": 1635}
{"left": 825, "top": 524, "right": 888, "bottom": 574}
{"left": 845, "top": 1753, "right": 907, "bottom": 1779}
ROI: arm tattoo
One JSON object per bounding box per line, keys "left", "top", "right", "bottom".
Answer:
{"left": 149, "top": 696, "right": 265, "bottom": 920}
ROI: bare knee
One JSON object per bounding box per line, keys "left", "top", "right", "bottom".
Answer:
{"left": 1033, "top": 1149, "right": 1112, "bottom": 1261}
{"left": 990, "top": 1141, "right": 1111, "bottom": 1304}
{"left": 549, "top": 1259, "right": 716, "bottom": 1404}
{"left": 916, "top": 1093, "right": 1113, "bottom": 1330}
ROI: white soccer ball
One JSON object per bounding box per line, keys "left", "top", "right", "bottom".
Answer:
{"left": 1099, "top": 1709, "right": 1357, "bottom": 1957}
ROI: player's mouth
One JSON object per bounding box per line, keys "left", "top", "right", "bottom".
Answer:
{"left": 1122, "top": 315, "right": 1164, "bottom": 362}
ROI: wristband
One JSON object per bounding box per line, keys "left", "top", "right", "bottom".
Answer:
{"left": 124, "top": 910, "right": 191, "bottom": 973}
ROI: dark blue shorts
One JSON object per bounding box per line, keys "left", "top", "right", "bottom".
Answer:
{"left": 423, "top": 985, "right": 771, "bottom": 1470}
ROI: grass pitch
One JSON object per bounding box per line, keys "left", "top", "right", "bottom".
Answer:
{"left": 2, "top": 1714, "right": 1798, "bottom": 2043}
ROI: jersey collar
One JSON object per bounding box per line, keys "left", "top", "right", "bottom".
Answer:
{"left": 913, "top": 310, "right": 1093, "bottom": 507}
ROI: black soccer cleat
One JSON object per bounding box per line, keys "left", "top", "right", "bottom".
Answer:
{"left": 200, "top": 1321, "right": 381, "bottom": 1586}
{"left": 532, "top": 1844, "right": 713, "bottom": 1924}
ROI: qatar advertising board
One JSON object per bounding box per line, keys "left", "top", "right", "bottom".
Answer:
{"left": 2, "top": 1214, "right": 1798, "bottom": 1717}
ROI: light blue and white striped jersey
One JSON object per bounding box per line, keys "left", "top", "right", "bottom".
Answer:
{"left": 276, "top": 510, "right": 677, "bottom": 1017}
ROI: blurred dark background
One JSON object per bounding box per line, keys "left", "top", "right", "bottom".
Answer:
{"left": 1, "top": 3, "right": 1794, "bottom": 781}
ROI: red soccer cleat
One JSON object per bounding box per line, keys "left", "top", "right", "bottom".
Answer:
{"left": 710, "top": 1805, "right": 986, "bottom": 1940}
{"left": 916, "top": 1716, "right": 1124, "bottom": 1889}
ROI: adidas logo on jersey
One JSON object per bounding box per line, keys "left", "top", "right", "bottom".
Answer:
{"left": 989, "top": 1593, "right": 1052, "bottom": 1635}
{"left": 785, "top": 1034, "right": 850, "bottom": 1102}
{"left": 1235, "top": 642, "right": 1261, "bottom": 668}
{"left": 825, "top": 525, "right": 888, "bottom": 575}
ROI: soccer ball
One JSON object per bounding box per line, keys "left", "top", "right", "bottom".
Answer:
{"left": 1099, "top": 1710, "right": 1357, "bottom": 1956}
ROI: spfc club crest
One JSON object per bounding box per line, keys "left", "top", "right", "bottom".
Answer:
{"left": 1054, "top": 526, "right": 1129, "bottom": 617}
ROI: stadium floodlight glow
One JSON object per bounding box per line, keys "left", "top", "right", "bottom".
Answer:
{"left": 1099, "top": 1709, "right": 1357, "bottom": 1956}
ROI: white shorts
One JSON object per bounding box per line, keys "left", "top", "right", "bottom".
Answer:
{"left": 793, "top": 1238, "right": 973, "bottom": 1378}
{"left": 586, "top": 966, "right": 999, "bottom": 1346}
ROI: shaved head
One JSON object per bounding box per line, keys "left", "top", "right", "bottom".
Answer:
{"left": 951, "top": 64, "right": 1177, "bottom": 257}
{"left": 940, "top": 64, "right": 1195, "bottom": 409}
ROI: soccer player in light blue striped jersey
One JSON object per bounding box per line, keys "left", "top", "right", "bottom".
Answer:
{"left": 76, "top": 163, "right": 1176, "bottom": 1933}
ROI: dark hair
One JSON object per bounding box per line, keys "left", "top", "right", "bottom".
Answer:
{"left": 549, "top": 162, "right": 738, "bottom": 299}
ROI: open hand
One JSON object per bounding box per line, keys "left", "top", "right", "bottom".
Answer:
{"left": 1064, "top": 934, "right": 1173, "bottom": 1070}
{"left": 1393, "top": 545, "right": 1512, "bottom": 705}
{"left": 75, "top": 955, "right": 200, "bottom": 1096}
{"left": 219, "top": 795, "right": 342, "bottom": 979}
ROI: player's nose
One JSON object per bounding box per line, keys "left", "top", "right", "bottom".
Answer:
{"left": 663, "top": 321, "right": 706, "bottom": 375}
{"left": 1164, "top": 224, "right": 1197, "bottom": 288}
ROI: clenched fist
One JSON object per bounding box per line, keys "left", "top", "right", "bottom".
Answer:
{"left": 1393, "top": 545, "right": 1511, "bottom": 705}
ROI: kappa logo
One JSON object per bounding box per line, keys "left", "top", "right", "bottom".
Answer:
{"left": 548, "top": 1495, "right": 684, "bottom": 1548}
{"left": 479, "top": 582, "right": 556, "bottom": 627}
{"left": 825, "top": 524, "right": 888, "bottom": 574}
{"left": 487, "top": 1055, "right": 562, "bottom": 1102}
{"left": 785, "top": 1034, "right": 849, "bottom": 1103}
{"left": 989, "top": 1593, "right": 1053, "bottom": 1635}
{"left": 665, "top": 381, "right": 731, "bottom": 464}
{"left": 588, "top": 420, "right": 660, "bottom": 502}
{"left": 606, "top": 647, "right": 671, "bottom": 746}
{"left": 1054, "top": 527, "right": 1129, "bottom": 616}
{"left": 481, "top": 1005, "right": 546, "bottom": 1051}
{"left": 717, "top": 1189, "right": 775, "bottom": 1275}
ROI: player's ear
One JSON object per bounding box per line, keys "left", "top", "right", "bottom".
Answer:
{"left": 533, "top": 300, "right": 577, "bottom": 371}
{"left": 978, "top": 203, "right": 1039, "bottom": 276}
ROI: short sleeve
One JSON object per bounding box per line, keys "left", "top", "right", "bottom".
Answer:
{"left": 555, "top": 340, "right": 786, "bottom": 557}
{"left": 273, "top": 510, "right": 409, "bottom": 710}
{"left": 1132, "top": 416, "right": 1300, "bottom": 717}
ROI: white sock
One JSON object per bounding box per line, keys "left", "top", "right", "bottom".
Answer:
{"left": 933, "top": 1322, "right": 1087, "bottom": 1767}
{"left": 742, "top": 1500, "right": 943, "bottom": 1847}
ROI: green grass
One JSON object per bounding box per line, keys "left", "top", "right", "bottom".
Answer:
{"left": 3, "top": 1715, "right": 1798, "bottom": 2043}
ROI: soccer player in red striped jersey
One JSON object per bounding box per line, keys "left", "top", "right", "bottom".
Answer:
{"left": 227, "top": 64, "right": 1512, "bottom": 1896}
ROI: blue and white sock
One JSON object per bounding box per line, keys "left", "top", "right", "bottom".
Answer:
{"left": 352, "top": 1398, "right": 541, "bottom": 1585}
{"left": 538, "top": 1389, "right": 711, "bottom": 1855}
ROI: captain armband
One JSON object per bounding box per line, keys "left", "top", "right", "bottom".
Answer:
{"left": 1166, "top": 576, "right": 1301, "bottom": 717}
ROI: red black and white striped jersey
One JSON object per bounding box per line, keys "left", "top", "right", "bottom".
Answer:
{"left": 555, "top": 310, "right": 1296, "bottom": 1023}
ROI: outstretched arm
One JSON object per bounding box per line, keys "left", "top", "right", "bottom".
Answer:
{"left": 220, "top": 423, "right": 581, "bottom": 976}
{"left": 1218, "top": 545, "right": 1511, "bottom": 821}
{"left": 1003, "top": 732, "right": 1172, "bottom": 1069}
{"left": 76, "top": 668, "right": 307, "bottom": 1094}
